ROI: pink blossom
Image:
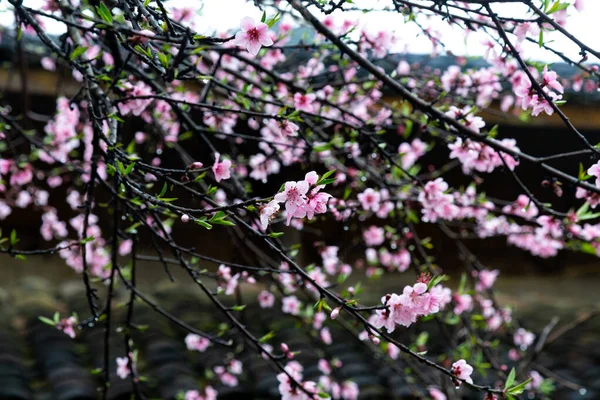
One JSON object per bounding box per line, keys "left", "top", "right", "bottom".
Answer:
{"left": 445, "top": 106, "right": 485, "bottom": 133}
{"left": 398, "top": 138, "right": 427, "bottom": 170}
{"left": 184, "top": 390, "right": 202, "bottom": 400}
{"left": 320, "top": 327, "right": 332, "bottom": 344}
{"left": 363, "top": 225, "right": 385, "bottom": 246}
{"left": 588, "top": 161, "right": 600, "bottom": 187}
{"left": 502, "top": 194, "right": 538, "bottom": 219}
{"left": 475, "top": 269, "right": 499, "bottom": 291}
{"left": 357, "top": 188, "right": 381, "bottom": 212}
{"left": 542, "top": 66, "right": 564, "bottom": 94}
{"left": 234, "top": 17, "right": 273, "bottom": 56}
{"left": 171, "top": 7, "right": 195, "bottom": 23}
{"left": 57, "top": 316, "right": 77, "bottom": 338}
{"left": 116, "top": 357, "right": 130, "bottom": 379}
{"left": 212, "top": 153, "right": 232, "bottom": 182}
{"left": 526, "top": 370, "right": 543, "bottom": 390}
{"left": 118, "top": 239, "right": 133, "bottom": 256}
{"left": 282, "top": 295, "right": 301, "bottom": 315}
{"left": 293, "top": 92, "right": 317, "bottom": 112}
{"left": 218, "top": 371, "right": 238, "bottom": 387}
{"left": 418, "top": 178, "right": 459, "bottom": 222}
{"left": 330, "top": 307, "right": 341, "bottom": 320}
{"left": 508, "top": 348, "right": 520, "bottom": 361}
{"left": 453, "top": 293, "right": 473, "bottom": 315}
{"left": 185, "top": 333, "right": 210, "bottom": 352}
{"left": 451, "top": 359, "right": 473, "bottom": 384}
{"left": 428, "top": 387, "right": 447, "bottom": 400}
{"left": 318, "top": 359, "right": 331, "bottom": 375}
{"left": 341, "top": 381, "right": 359, "bottom": 400}
{"left": 396, "top": 60, "right": 410, "bottom": 75}
{"left": 41, "top": 57, "right": 56, "bottom": 71}
{"left": 260, "top": 200, "right": 280, "bottom": 230}
{"left": 118, "top": 81, "right": 153, "bottom": 116}
{"left": 513, "top": 328, "right": 535, "bottom": 350}
{"left": 0, "top": 201, "right": 11, "bottom": 220}
{"left": 258, "top": 290, "right": 275, "bottom": 308}
{"left": 274, "top": 179, "right": 313, "bottom": 225}
{"left": 373, "top": 281, "right": 448, "bottom": 332}
{"left": 47, "top": 176, "right": 63, "bottom": 188}
{"left": 229, "top": 359, "right": 243, "bottom": 375}
{"left": 576, "top": 187, "right": 600, "bottom": 208}
{"left": 514, "top": 22, "right": 540, "bottom": 42}
{"left": 15, "top": 191, "right": 32, "bottom": 208}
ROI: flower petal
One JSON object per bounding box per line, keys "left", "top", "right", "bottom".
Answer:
{"left": 240, "top": 17, "right": 255, "bottom": 31}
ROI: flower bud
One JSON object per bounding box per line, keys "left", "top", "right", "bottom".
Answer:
{"left": 330, "top": 307, "right": 341, "bottom": 320}
{"left": 181, "top": 214, "right": 190, "bottom": 223}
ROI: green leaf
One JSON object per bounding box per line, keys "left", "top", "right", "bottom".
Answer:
{"left": 126, "top": 222, "right": 142, "bottom": 234}
{"left": 427, "top": 274, "right": 446, "bottom": 290}
{"left": 415, "top": 332, "right": 429, "bottom": 347}
{"left": 209, "top": 211, "right": 235, "bottom": 226}
{"left": 106, "top": 164, "right": 116, "bottom": 176}
{"left": 38, "top": 316, "right": 56, "bottom": 326}
{"left": 232, "top": 305, "right": 246, "bottom": 311}
{"left": 80, "top": 236, "right": 95, "bottom": 244}
{"left": 158, "top": 182, "right": 168, "bottom": 198}
{"left": 108, "top": 113, "right": 124, "bottom": 122}
{"left": 95, "top": 2, "right": 113, "bottom": 24}
{"left": 505, "top": 368, "right": 516, "bottom": 390}
{"left": 576, "top": 201, "right": 590, "bottom": 218}
{"left": 268, "top": 232, "right": 284, "bottom": 238}
{"left": 546, "top": 1, "right": 569, "bottom": 14}
{"left": 124, "top": 162, "right": 136, "bottom": 175}
{"left": 157, "top": 51, "right": 170, "bottom": 68}
{"left": 70, "top": 46, "right": 88, "bottom": 60}
{"left": 458, "top": 272, "right": 467, "bottom": 293}
{"left": 117, "top": 160, "right": 126, "bottom": 175}
{"left": 313, "top": 298, "right": 331, "bottom": 312}
{"left": 507, "top": 377, "right": 533, "bottom": 395}
{"left": 195, "top": 218, "right": 213, "bottom": 230}
{"left": 313, "top": 143, "right": 332, "bottom": 152}
{"left": 265, "top": 12, "right": 281, "bottom": 28}
{"left": 260, "top": 11, "right": 266, "bottom": 23}
{"left": 317, "top": 169, "right": 337, "bottom": 185}
{"left": 209, "top": 211, "right": 226, "bottom": 222}
{"left": 258, "top": 331, "right": 275, "bottom": 343}
{"left": 212, "top": 219, "right": 236, "bottom": 226}
{"left": 10, "top": 229, "right": 17, "bottom": 246}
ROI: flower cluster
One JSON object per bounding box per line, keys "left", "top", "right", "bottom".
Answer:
{"left": 277, "top": 361, "right": 320, "bottom": 400}
{"left": 418, "top": 178, "right": 459, "bottom": 222}
{"left": 214, "top": 359, "right": 243, "bottom": 387}
{"left": 271, "top": 171, "right": 332, "bottom": 227}
{"left": 448, "top": 137, "right": 520, "bottom": 174}
{"left": 371, "top": 281, "right": 451, "bottom": 333}
{"left": 183, "top": 386, "right": 217, "bottom": 400}
{"left": 514, "top": 66, "right": 563, "bottom": 116}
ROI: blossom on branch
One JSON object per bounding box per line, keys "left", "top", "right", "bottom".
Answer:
{"left": 234, "top": 17, "right": 274, "bottom": 56}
